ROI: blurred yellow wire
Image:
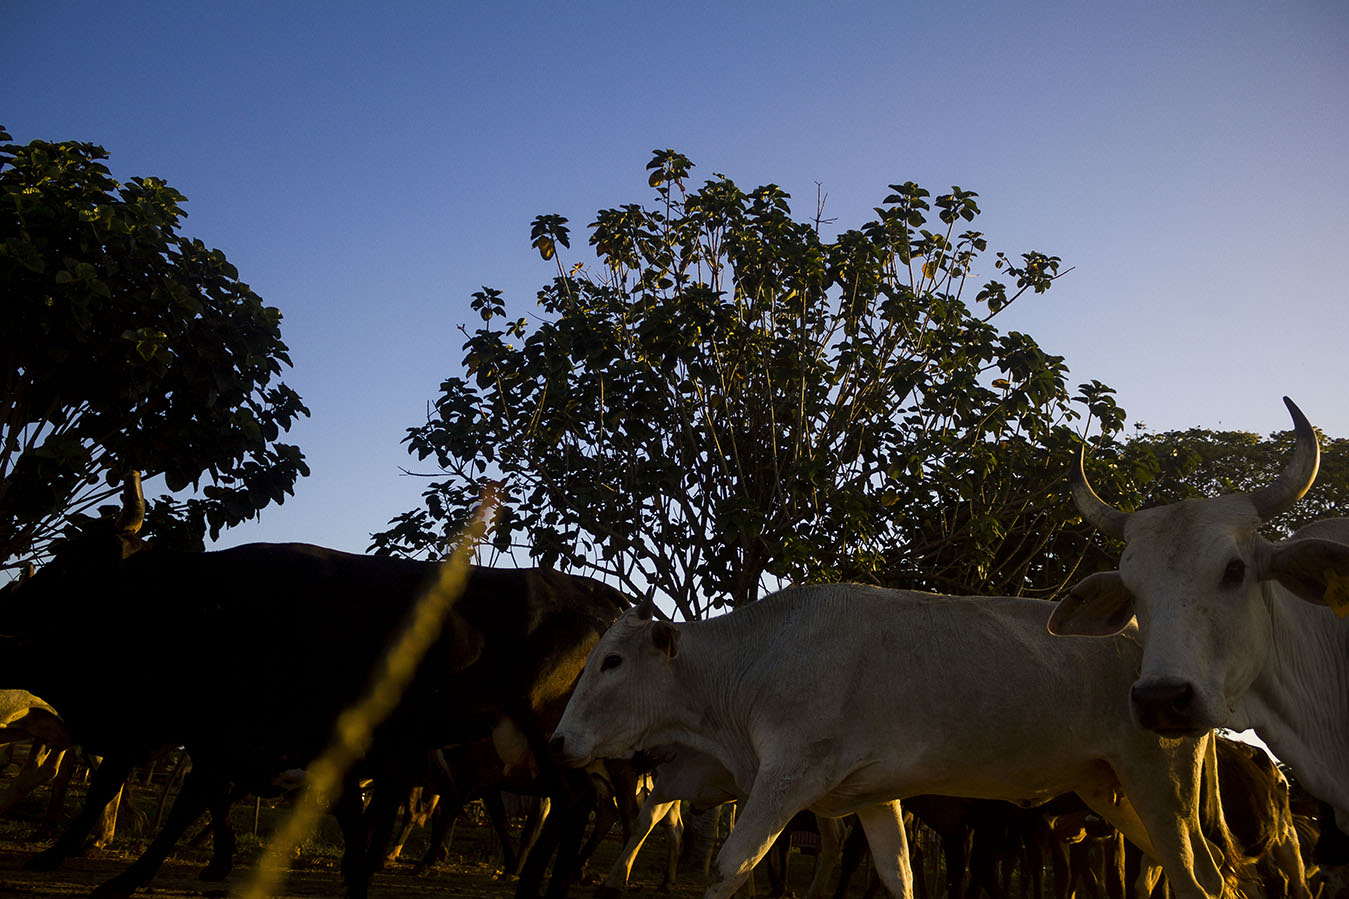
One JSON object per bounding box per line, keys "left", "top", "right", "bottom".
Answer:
{"left": 235, "top": 488, "right": 497, "bottom": 899}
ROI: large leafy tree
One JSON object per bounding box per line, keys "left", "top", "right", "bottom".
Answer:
{"left": 374, "top": 150, "right": 1128, "bottom": 619}
{"left": 0, "top": 128, "right": 309, "bottom": 568}
{"left": 1111, "top": 425, "right": 1349, "bottom": 538}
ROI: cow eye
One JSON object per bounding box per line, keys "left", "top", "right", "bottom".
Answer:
{"left": 600, "top": 653, "right": 623, "bottom": 672}
{"left": 1222, "top": 559, "right": 1246, "bottom": 586}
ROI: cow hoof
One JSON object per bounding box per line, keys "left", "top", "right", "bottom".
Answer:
{"left": 90, "top": 881, "right": 133, "bottom": 899}
{"left": 1317, "top": 823, "right": 1349, "bottom": 866}
{"left": 23, "top": 848, "right": 69, "bottom": 872}
{"left": 199, "top": 860, "right": 233, "bottom": 882}
{"left": 594, "top": 887, "right": 623, "bottom": 899}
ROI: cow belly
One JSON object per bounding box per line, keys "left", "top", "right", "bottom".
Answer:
{"left": 800, "top": 750, "right": 1107, "bottom": 818}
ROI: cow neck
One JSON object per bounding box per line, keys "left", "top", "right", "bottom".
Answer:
{"left": 656, "top": 608, "right": 778, "bottom": 789}
{"left": 1241, "top": 584, "right": 1349, "bottom": 825}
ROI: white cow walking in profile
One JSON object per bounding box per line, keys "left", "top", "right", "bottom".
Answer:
{"left": 550, "top": 592, "right": 1236, "bottom": 899}
{"left": 1049, "top": 396, "right": 1349, "bottom": 844}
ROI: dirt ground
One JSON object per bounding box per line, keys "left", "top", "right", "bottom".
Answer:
{"left": 0, "top": 789, "right": 821, "bottom": 899}
{"left": 0, "top": 830, "right": 640, "bottom": 899}
{"left": 0, "top": 816, "right": 706, "bottom": 899}
{"left": 0, "top": 737, "right": 883, "bottom": 899}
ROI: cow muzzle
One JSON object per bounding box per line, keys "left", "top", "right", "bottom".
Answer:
{"left": 547, "top": 733, "right": 592, "bottom": 768}
{"left": 1130, "top": 677, "right": 1208, "bottom": 736}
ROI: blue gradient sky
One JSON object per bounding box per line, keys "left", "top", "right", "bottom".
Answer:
{"left": 6, "top": 1, "right": 1347, "bottom": 557}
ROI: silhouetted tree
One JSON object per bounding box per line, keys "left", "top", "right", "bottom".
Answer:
{"left": 0, "top": 128, "right": 308, "bottom": 567}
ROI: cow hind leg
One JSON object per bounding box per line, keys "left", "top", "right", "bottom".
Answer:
{"left": 513, "top": 794, "right": 551, "bottom": 876}
{"left": 663, "top": 801, "right": 684, "bottom": 889}
{"left": 1046, "top": 832, "right": 1071, "bottom": 899}
{"left": 383, "top": 786, "right": 423, "bottom": 864}
{"left": 475, "top": 790, "right": 519, "bottom": 875}
{"left": 0, "top": 742, "right": 63, "bottom": 818}
{"left": 941, "top": 828, "right": 969, "bottom": 899}
{"left": 413, "top": 796, "right": 462, "bottom": 877}
{"left": 1133, "top": 853, "right": 1164, "bottom": 899}
{"left": 31, "top": 748, "right": 76, "bottom": 841}
{"left": 90, "top": 782, "right": 125, "bottom": 850}
{"left": 965, "top": 821, "right": 1001, "bottom": 899}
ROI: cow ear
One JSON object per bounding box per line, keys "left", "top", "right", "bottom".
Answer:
{"left": 1048, "top": 571, "right": 1136, "bottom": 636}
{"left": 651, "top": 621, "right": 680, "bottom": 660}
{"left": 442, "top": 615, "right": 487, "bottom": 671}
{"left": 1266, "top": 537, "right": 1349, "bottom": 615}
{"left": 13, "top": 708, "right": 71, "bottom": 749}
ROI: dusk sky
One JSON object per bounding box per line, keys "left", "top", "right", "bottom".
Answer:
{"left": 6, "top": 1, "right": 1347, "bottom": 560}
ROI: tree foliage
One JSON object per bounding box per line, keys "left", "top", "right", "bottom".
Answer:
{"left": 374, "top": 150, "right": 1129, "bottom": 619}
{"left": 0, "top": 128, "right": 309, "bottom": 568}
{"left": 1110, "top": 425, "right": 1349, "bottom": 539}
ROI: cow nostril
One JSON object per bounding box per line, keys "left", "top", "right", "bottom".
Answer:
{"left": 1169, "top": 682, "right": 1194, "bottom": 713}
{"left": 1131, "top": 679, "right": 1200, "bottom": 732}
{"left": 1132, "top": 680, "right": 1194, "bottom": 709}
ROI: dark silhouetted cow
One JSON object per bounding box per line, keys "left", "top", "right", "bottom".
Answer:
{"left": 0, "top": 473, "right": 628, "bottom": 898}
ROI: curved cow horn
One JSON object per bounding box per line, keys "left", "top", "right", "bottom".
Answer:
{"left": 1071, "top": 448, "right": 1129, "bottom": 540}
{"left": 633, "top": 596, "right": 656, "bottom": 621}
{"left": 116, "top": 471, "right": 145, "bottom": 536}
{"left": 1250, "top": 397, "right": 1320, "bottom": 521}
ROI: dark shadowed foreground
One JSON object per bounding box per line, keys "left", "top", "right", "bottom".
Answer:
{"left": 0, "top": 782, "right": 734, "bottom": 899}
{"left": 0, "top": 835, "right": 532, "bottom": 898}
{"left": 0, "top": 816, "right": 712, "bottom": 899}
{"left": 0, "top": 746, "right": 882, "bottom": 899}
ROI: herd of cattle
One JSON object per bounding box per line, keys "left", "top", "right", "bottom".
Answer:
{"left": 0, "top": 397, "right": 1346, "bottom": 899}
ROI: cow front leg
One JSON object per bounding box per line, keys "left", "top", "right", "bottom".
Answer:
{"left": 854, "top": 801, "right": 912, "bottom": 899}
{"left": 663, "top": 801, "right": 684, "bottom": 889}
{"left": 332, "top": 774, "right": 371, "bottom": 898}
{"left": 26, "top": 753, "right": 135, "bottom": 871}
{"left": 480, "top": 790, "right": 521, "bottom": 874}
{"left": 535, "top": 769, "right": 595, "bottom": 899}
{"left": 197, "top": 785, "right": 240, "bottom": 881}
{"left": 804, "top": 816, "right": 847, "bottom": 899}
{"left": 598, "top": 796, "right": 678, "bottom": 899}
{"left": 361, "top": 777, "right": 404, "bottom": 878}
{"left": 576, "top": 788, "right": 620, "bottom": 882}
{"left": 87, "top": 763, "right": 221, "bottom": 899}
{"left": 1086, "top": 748, "right": 1225, "bottom": 899}
{"left": 702, "top": 782, "right": 801, "bottom": 899}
